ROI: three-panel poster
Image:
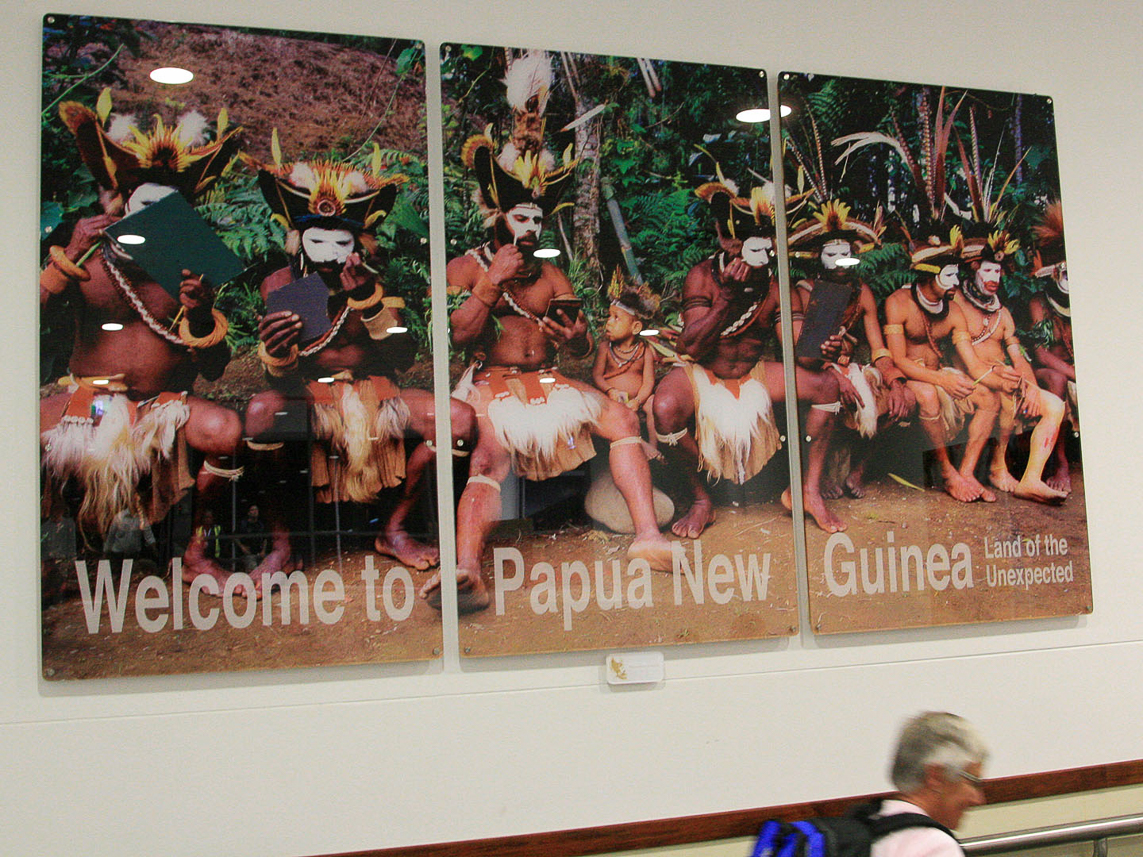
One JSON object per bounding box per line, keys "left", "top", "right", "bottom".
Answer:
{"left": 38, "top": 14, "right": 1089, "bottom": 679}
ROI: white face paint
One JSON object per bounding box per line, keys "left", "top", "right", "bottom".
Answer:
{"left": 301, "top": 227, "right": 355, "bottom": 266}
{"left": 740, "top": 235, "right": 773, "bottom": 269}
{"left": 820, "top": 239, "right": 853, "bottom": 271}
{"left": 124, "top": 182, "right": 178, "bottom": 216}
{"left": 505, "top": 203, "right": 544, "bottom": 244}
{"left": 937, "top": 263, "right": 961, "bottom": 292}
{"left": 975, "top": 261, "right": 1003, "bottom": 293}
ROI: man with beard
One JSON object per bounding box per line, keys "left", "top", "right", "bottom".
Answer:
{"left": 652, "top": 180, "right": 846, "bottom": 536}
{"left": 790, "top": 200, "right": 914, "bottom": 499}
{"left": 40, "top": 95, "right": 245, "bottom": 589}
{"left": 953, "top": 231, "right": 1067, "bottom": 503}
{"left": 438, "top": 123, "right": 673, "bottom": 613}
{"left": 883, "top": 228, "right": 1017, "bottom": 503}
{"left": 243, "top": 146, "right": 474, "bottom": 594}
{"left": 1027, "top": 201, "right": 1077, "bottom": 493}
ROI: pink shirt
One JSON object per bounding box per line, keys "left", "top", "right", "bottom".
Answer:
{"left": 871, "top": 800, "right": 962, "bottom": 857}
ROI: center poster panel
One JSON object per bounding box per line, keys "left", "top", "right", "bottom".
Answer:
{"left": 777, "top": 71, "right": 1092, "bottom": 633}
{"left": 440, "top": 45, "right": 799, "bottom": 656}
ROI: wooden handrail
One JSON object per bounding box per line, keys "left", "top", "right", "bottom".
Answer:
{"left": 327, "top": 759, "right": 1143, "bottom": 857}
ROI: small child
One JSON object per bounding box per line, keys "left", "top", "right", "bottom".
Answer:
{"left": 593, "top": 289, "right": 659, "bottom": 451}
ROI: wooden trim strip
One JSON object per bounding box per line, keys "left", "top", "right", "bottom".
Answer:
{"left": 329, "top": 759, "right": 1143, "bottom": 857}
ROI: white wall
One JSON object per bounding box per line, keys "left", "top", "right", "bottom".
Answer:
{"left": 5, "top": 2, "right": 1143, "bottom": 855}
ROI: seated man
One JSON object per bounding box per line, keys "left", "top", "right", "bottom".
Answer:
{"left": 873, "top": 711, "right": 988, "bottom": 857}
{"left": 243, "top": 145, "right": 474, "bottom": 594}
{"left": 884, "top": 228, "right": 1018, "bottom": 503}
{"left": 440, "top": 127, "right": 673, "bottom": 612}
{"left": 1028, "top": 201, "right": 1077, "bottom": 494}
{"left": 40, "top": 95, "right": 245, "bottom": 588}
{"left": 653, "top": 179, "right": 846, "bottom": 536}
{"left": 789, "top": 200, "right": 914, "bottom": 498}
{"left": 954, "top": 230, "right": 1066, "bottom": 503}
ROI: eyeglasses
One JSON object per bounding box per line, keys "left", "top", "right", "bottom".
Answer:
{"left": 958, "top": 770, "right": 985, "bottom": 786}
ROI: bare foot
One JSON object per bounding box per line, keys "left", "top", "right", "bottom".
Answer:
{"left": 670, "top": 498, "right": 715, "bottom": 539}
{"left": 182, "top": 535, "right": 240, "bottom": 595}
{"left": 627, "top": 534, "right": 674, "bottom": 572}
{"left": 1047, "top": 464, "right": 1072, "bottom": 494}
{"left": 964, "top": 475, "right": 997, "bottom": 502}
{"left": 375, "top": 531, "right": 440, "bottom": 570}
{"left": 801, "top": 488, "right": 847, "bottom": 533}
{"left": 419, "top": 567, "right": 490, "bottom": 614}
{"left": 941, "top": 467, "right": 983, "bottom": 503}
{"left": 245, "top": 548, "right": 302, "bottom": 598}
{"left": 843, "top": 471, "right": 866, "bottom": 499}
{"left": 989, "top": 466, "right": 1020, "bottom": 493}
{"left": 1014, "top": 478, "right": 1069, "bottom": 504}
{"left": 820, "top": 479, "right": 843, "bottom": 500}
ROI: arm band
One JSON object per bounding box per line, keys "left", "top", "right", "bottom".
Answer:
{"left": 179, "top": 309, "right": 229, "bottom": 349}
{"left": 362, "top": 297, "right": 407, "bottom": 340}
{"left": 346, "top": 284, "right": 385, "bottom": 312}
{"left": 870, "top": 348, "right": 892, "bottom": 363}
{"left": 258, "top": 341, "right": 299, "bottom": 377}
{"left": 952, "top": 330, "right": 970, "bottom": 345}
{"left": 883, "top": 324, "right": 904, "bottom": 335}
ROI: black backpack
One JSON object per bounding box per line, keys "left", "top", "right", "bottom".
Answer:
{"left": 750, "top": 799, "right": 956, "bottom": 857}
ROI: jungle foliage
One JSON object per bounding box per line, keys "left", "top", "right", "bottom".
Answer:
{"left": 40, "top": 17, "right": 430, "bottom": 372}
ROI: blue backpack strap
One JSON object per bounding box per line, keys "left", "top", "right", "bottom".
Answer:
{"left": 792, "top": 821, "right": 827, "bottom": 857}
{"left": 752, "top": 820, "right": 786, "bottom": 857}
{"left": 777, "top": 824, "right": 808, "bottom": 857}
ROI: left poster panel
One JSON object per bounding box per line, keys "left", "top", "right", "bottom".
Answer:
{"left": 39, "top": 14, "right": 444, "bottom": 678}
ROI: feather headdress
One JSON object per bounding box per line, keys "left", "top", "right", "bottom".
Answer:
{"left": 696, "top": 170, "right": 778, "bottom": 240}
{"left": 834, "top": 86, "right": 966, "bottom": 229}
{"left": 908, "top": 224, "right": 966, "bottom": 274}
{"left": 607, "top": 267, "right": 659, "bottom": 320}
{"left": 462, "top": 50, "right": 578, "bottom": 224}
{"left": 787, "top": 198, "right": 884, "bottom": 255}
{"left": 59, "top": 88, "right": 241, "bottom": 200}
{"left": 1032, "top": 200, "right": 1066, "bottom": 279}
{"left": 243, "top": 130, "right": 406, "bottom": 234}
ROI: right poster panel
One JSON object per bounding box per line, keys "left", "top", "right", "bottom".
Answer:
{"left": 778, "top": 72, "right": 1092, "bottom": 634}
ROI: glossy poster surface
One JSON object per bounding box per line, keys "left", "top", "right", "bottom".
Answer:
{"left": 778, "top": 71, "right": 1090, "bottom": 633}
{"left": 441, "top": 45, "right": 800, "bottom": 656}
{"left": 39, "top": 14, "right": 442, "bottom": 677}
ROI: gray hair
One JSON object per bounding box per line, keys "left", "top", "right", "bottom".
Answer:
{"left": 890, "top": 712, "right": 989, "bottom": 793}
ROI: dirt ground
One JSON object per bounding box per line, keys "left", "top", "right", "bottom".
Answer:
{"left": 41, "top": 456, "right": 1090, "bottom": 678}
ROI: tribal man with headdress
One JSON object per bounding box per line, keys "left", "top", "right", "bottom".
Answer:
{"left": 40, "top": 91, "right": 245, "bottom": 588}
{"left": 652, "top": 179, "right": 847, "bottom": 536}
{"left": 789, "top": 199, "right": 915, "bottom": 498}
{"left": 883, "top": 227, "right": 1017, "bottom": 503}
{"left": 441, "top": 50, "right": 673, "bottom": 612}
{"left": 1027, "top": 201, "right": 1077, "bottom": 493}
{"left": 953, "top": 228, "right": 1067, "bottom": 503}
{"left": 242, "top": 138, "right": 474, "bottom": 592}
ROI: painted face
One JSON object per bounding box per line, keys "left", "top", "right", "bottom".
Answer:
{"left": 929, "top": 761, "right": 986, "bottom": 830}
{"left": 301, "top": 227, "right": 356, "bottom": 267}
{"left": 820, "top": 239, "right": 854, "bottom": 271}
{"left": 975, "top": 261, "right": 1003, "bottom": 294}
{"left": 937, "top": 263, "right": 961, "bottom": 293}
{"left": 605, "top": 304, "right": 640, "bottom": 342}
{"left": 505, "top": 203, "right": 544, "bottom": 245}
{"left": 740, "top": 235, "right": 774, "bottom": 269}
{"left": 124, "top": 182, "right": 178, "bottom": 216}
